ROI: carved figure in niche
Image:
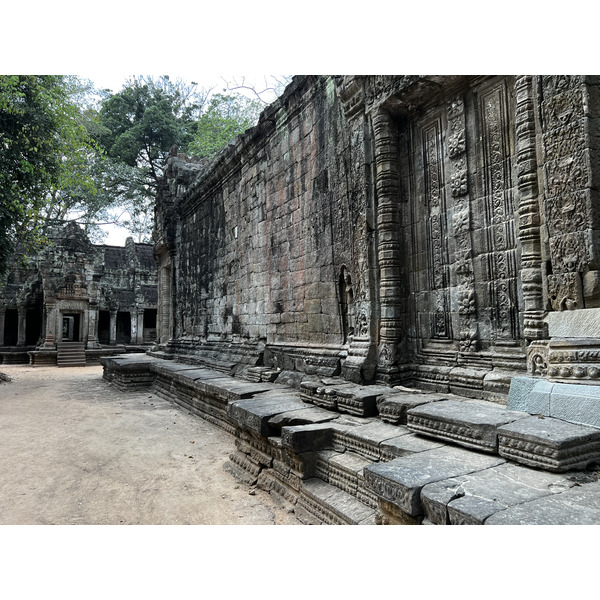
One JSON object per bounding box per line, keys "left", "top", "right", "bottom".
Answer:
{"left": 339, "top": 266, "right": 355, "bottom": 343}
{"left": 356, "top": 310, "right": 369, "bottom": 338}
{"left": 547, "top": 272, "right": 583, "bottom": 311}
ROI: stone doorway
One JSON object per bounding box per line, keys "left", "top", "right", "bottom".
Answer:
{"left": 62, "top": 313, "right": 81, "bottom": 342}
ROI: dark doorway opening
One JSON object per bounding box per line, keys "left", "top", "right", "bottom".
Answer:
{"left": 26, "top": 307, "right": 42, "bottom": 345}
{"left": 143, "top": 309, "right": 157, "bottom": 343}
{"left": 98, "top": 310, "right": 110, "bottom": 344}
{"left": 62, "top": 313, "right": 81, "bottom": 341}
{"left": 116, "top": 311, "right": 131, "bottom": 344}
{"left": 4, "top": 309, "right": 18, "bottom": 346}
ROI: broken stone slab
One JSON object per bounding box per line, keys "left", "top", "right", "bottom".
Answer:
{"left": 407, "top": 399, "right": 529, "bottom": 453}
{"left": 497, "top": 415, "right": 600, "bottom": 472}
{"left": 227, "top": 396, "right": 307, "bottom": 437}
{"left": 364, "top": 446, "right": 506, "bottom": 517}
{"left": 420, "top": 462, "right": 577, "bottom": 525}
{"left": 342, "top": 421, "right": 408, "bottom": 461}
{"left": 377, "top": 392, "right": 448, "bottom": 425}
{"left": 268, "top": 407, "right": 339, "bottom": 430}
{"left": 485, "top": 479, "right": 600, "bottom": 525}
{"left": 380, "top": 431, "right": 445, "bottom": 460}
{"left": 335, "top": 385, "right": 395, "bottom": 417}
{"left": 193, "top": 377, "right": 277, "bottom": 403}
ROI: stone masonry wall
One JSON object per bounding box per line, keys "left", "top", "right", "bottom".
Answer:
{"left": 155, "top": 75, "right": 600, "bottom": 401}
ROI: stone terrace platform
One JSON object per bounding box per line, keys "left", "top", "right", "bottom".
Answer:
{"left": 101, "top": 354, "right": 600, "bottom": 525}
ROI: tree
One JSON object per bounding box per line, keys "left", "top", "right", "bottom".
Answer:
{"left": 187, "top": 92, "right": 263, "bottom": 160}
{"left": 0, "top": 75, "right": 97, "bottom": 277}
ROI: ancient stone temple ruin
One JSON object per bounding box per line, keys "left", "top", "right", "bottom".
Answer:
{"left": 103, "top": 76, "right": 600, "bottom": 524}
{"left": 0, "top": 222, "right": 158, "bottom": 366}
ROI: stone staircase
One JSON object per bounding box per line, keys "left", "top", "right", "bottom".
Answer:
{"left": 100, "top": 353, "right": 600, "bottom": 525}
{"left": 56, "top": 342, "right": 86, "bottom": 367}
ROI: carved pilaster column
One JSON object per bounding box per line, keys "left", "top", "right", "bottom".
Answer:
{"left": 42, "top": 302, "right": 56, "bottom": 348}
{"left": 0, "top": 307, "right": 5, "bottom": 347}
{"left": 447, "top": 95, "right": 479, "bottom": 352}
{"left": 515, "top": 76, "right": 547, "bottom": 340}
{"left": 17, "top": 306, "right": 26, "bottom": 346}
{"left": 136, "top": 309, "right": 145, "bottom": 345}
{"left": 109, "top": 309, "right": 117, "bottom": 345}
{"left": 372, "top": 109, "right": 404, "bottom": 378}
{"left": 86, "top": 304, "right": 100, "bottom": 348}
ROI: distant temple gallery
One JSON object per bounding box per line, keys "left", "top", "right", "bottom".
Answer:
{"left": 0, "top": 222, "right": 158, "bottom": 365}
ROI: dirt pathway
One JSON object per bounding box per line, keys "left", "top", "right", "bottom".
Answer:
{"left": 0, "top": 364, "right": 301, "bottom": 525}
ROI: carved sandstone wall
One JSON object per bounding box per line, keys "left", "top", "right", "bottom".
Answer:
{"left": 154, "top": 75, "right": 600, "bottom": 400}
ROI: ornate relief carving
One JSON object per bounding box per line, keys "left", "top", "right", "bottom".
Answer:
{"left": 541, "top": 75, "right": 593, "bottom": 308}
{"left": 527, "top": 341, "right": 548, "bottom": 376}
{"left": 423, "top": 118, "right": 451, "bottom": 340}
{"left": 446, "top": 94, "right": 478, "bottom": 351}
{"left": 547, "top": 272, "right": 583, "bottom": 311}
{"left": 480, "top": 81, "right": 519, "bottom": 341}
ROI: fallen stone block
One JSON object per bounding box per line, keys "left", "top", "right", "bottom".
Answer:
{"left": 497, "top": 415, "right": 600, "bottom": 472}
{"left": 364, "top": 446, "right": 505, "bottom": 516}
{"left": 407, "top": 399, "right": 529, "bottom": 453}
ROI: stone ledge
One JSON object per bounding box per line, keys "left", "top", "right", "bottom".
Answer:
{"left": 407, "top": 399, "right": 529, "bottom": 453}
{"left": 364, "top": 446, "right": 506, "bottom": 517}
{"left": 497, "top": 416, "right": 600, "bottom": 472}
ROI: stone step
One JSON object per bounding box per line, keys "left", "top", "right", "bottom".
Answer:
{"left": 295, "top": 478, "right": 376, "bottom": 525}
{"left": 497, "top": 416, "right": 600, "bottom": 472}
{"left": 57, "top": 342, "right": 86, "bottom": 367}
{"left": 407, "top": 399, "right": 530, "bottom": 453}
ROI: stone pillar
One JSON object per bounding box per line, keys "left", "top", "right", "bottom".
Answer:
{"left": 42, "top": 303, "right": 56, "bottom": 348}
{"left": 86, "top": 304, "right": 100, "bottom": 348}
{"left": 372, "top": 109, "right": 404, "bottom": 382}
{"left": 136, "top": 309, "right": 145, "bottom": 344}
{"left": 0, "top": 306, "right": 5, "bottom": 347}
{"left": 515, "top": 76, "right": 547, "bottom": 341}
{"left": 130, "top": 310, "right": 137, "bottom": 345}
{"left": 109, "top": 309, "right": 117, "bottom": 345}
{"left": 17, "top": 306, "right": 26, "bottom": 346}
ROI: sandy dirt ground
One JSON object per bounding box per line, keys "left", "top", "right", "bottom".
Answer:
{"left": 0, "top": 364, "right": 301, "bottom": 525}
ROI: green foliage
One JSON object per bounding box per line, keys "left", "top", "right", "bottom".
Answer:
{"left": 96, "top": 76, "right": 201, "bottom": 187}
{"left": 0, "top": 75, "right": 97, "bottom": 276}
{"left": 187, "top": 92, "right": 263, "bottom": 160}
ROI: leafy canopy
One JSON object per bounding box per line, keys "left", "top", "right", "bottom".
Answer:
{"left": 0, "top": 75, "right": 97, "bottom": 276}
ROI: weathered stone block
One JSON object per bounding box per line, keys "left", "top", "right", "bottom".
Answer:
{"left": 343, "top": 421, "right": 403, "bottom": 460}
{"left": 380, "top": 431, "right": 444, "bottom": 460}
{"left": 497, "top": 415, "right": 600, "bottom": 472}
{"left": 407, "top": 399, "right": 529, "bottom": 452}
{"left": 335, "top": 385, "right": 393, "bottom": 417}
{"left": 377, "top": 391, "right": 447, "bottom": 424}
{"left": 550, "top": 382, "right": 600, "bottom": 428}
{"left": 364, "top": 446, "right": 505, "bottom": 516}
{"left": 421, "top": 462, "right": 575, "bottom": 525}
{"left": 281, "top": 423, "right": 335, "bottom": 453}
{"left": 485, "top": 480, "right": 600, "bottom": 525}
{"left": 227, "top": 396, "right": 306, "bottom": 437}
